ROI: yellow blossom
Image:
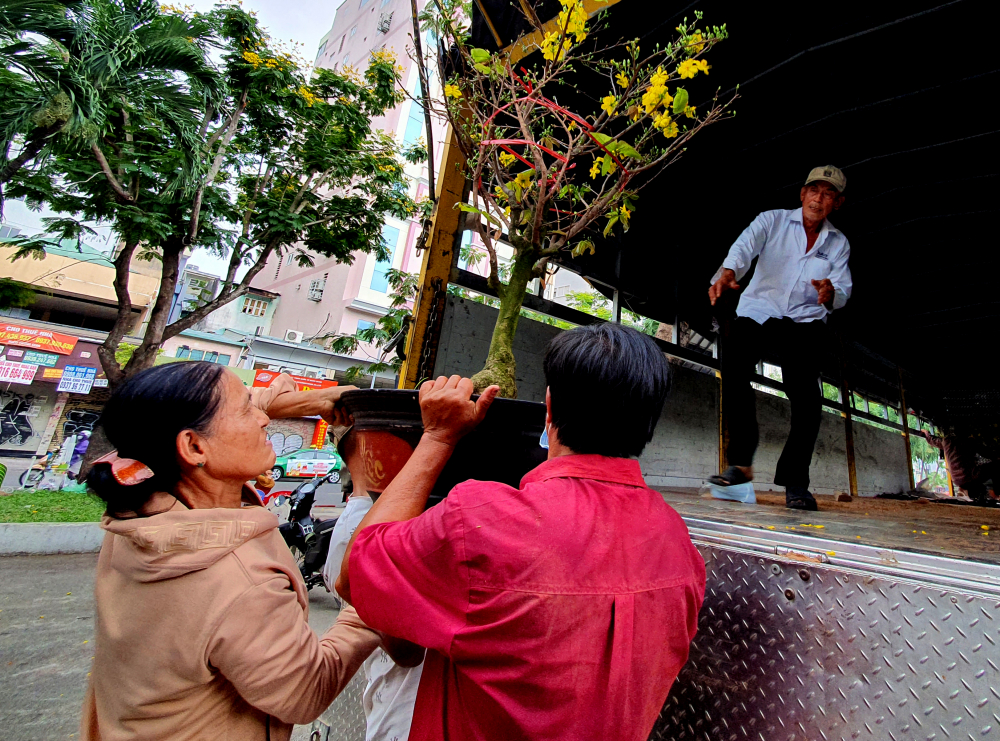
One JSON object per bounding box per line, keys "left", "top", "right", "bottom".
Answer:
{"left": 557, "top": 0, "right": 589, "bottom": 43}
{"left": 297, "top": 85, "right": 318, "bottom": 106}
{"left": 615, "top": 70, "right": 629, "bottom": 88}
{"left": 619, "top": 205, "right": 631, "bottom": 219}
{"left": 687, "top": 32, "right": 705, "bottom": 54}
{"left": 494, "top": 185, "right": 508, "bottom": 201}
{"left": 444, "top": 84, "right": 462, "bottom": 99}
{"left": 641, "top": 85, "right": 672, "bottom": 115}
{"left": 683, "top": 104, "right": 696, "bottom": 119}
{"left": 499, "top": 151, "right": 516, "bottom": 167}
{"left": 661, "top": 119, "right": 679, "bottom": 138}
{"left": 650, "top": 65, "right": 669, "bottom": 88}
{"left": 677, "top": 58, "right": 710, "bottom": 79}
{"left": 514, "top": 170, "right": 534, "bottom": 190}
{"left": 541, "top": 31, "right": 573, "bottom": 62}
{"left": 567, "top": 120, "right": 577, "bottom": 130}
{"left": 589, "top": 158, "right": 602, "bottom": 179}
{"left": 600, "top": 95, "right": 617, "bottom": 115}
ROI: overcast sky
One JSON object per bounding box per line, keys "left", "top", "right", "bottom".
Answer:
{"left": 189, "top": 0, "right": 343, "bottom": 60}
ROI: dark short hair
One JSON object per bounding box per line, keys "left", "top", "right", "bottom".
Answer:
{"left": 87, "top": 362, "right": 227, "bottom": 513}
{"left": 543, "top": 323, "right": 671, "bottom": 458}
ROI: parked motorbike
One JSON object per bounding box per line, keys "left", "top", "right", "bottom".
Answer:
{"left": 277, "top": 472, "right": 338, "bottom": 590}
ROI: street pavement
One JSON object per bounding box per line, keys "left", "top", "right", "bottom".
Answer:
{"left": 0, "top": 553, "right": 343, "bottom": 740}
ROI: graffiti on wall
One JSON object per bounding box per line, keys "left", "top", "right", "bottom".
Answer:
{"left": 0, "top": 390, "right": 39, "bottom": 446}
{"left": 264, "top": 418, "right": 313, "bottom": 456}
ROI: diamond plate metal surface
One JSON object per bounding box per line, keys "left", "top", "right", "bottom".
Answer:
{"left": 309, "top": 670, "right": 367, "bottom": 741}
{"left": 650, "top": 542, "right": 1000, "bottom": 741}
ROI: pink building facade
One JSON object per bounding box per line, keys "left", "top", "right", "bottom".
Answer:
{"left": 253, "top": 0, "right": 446, "bottom": 355}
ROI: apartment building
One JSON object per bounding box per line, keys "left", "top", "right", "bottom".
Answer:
{"left": 253, "top": 0, "right": 446, "bottom": 354}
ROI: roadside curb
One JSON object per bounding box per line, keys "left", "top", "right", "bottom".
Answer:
{"left": 0, "top": 522, "right": 104, "bottom": 556}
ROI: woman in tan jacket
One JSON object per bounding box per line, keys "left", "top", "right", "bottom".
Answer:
{"left": 81, "top": 362, "right": 375, "bottom": 741}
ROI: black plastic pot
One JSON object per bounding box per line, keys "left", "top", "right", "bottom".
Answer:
{"left": 339, "top": 389, "right": 547, "bottom": 506}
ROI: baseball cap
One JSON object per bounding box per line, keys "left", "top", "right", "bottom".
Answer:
{"left": 805, "top": 165, "right": 846, "bottom": 193}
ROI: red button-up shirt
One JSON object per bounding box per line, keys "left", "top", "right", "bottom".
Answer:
{"left": 349, "top": 454, "right": 706, "bottom": 741}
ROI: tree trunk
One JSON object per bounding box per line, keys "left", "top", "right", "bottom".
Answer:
{"left": 470, "top": 250, "right": 535, "bottom": 398}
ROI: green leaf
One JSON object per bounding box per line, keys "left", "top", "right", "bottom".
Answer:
{"left": 474, "top": 64, "right": 491, "bottom": 74}
{"left": 614, "top": 141, "right": 641, "bottom": 160}
{"left": 591, "top": 132, "right": 612, "bottom": 146}
{"left": 470, "top": 48, "right": 491, "bottom": 64}
{"left": 603, "top": 214, "right": 619, "bottom": 238}
{"left": 601, "top": 155, "right": 615, "bottom": 176}
{"left": 673, "top": 87, "right": 689, "bottom": 115}
{"left": 455, "top": 202, "right": 500, "bottom": 227}
{"left": 571, "top": 238, "right": 596, "bottom": 257}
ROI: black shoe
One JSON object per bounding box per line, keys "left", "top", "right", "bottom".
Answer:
{"left": 708, "top": 466, "right": 752, "bottom": 488}
{"left": 786, "top": 486, "right": 817, "bottom": 511}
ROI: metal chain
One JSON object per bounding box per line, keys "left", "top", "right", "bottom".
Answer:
{"left": 416, "top": 278, "right": 446, "bottom": 383}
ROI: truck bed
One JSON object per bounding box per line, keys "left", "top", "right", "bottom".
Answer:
{"left": 657, "top": 487, "right": 1000, "bottom": 567}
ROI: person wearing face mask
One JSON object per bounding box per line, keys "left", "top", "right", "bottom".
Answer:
{"left": 707, "top": 165, "right": 852, "bottom": 511}
{"left": 336, "top": 324, "right": 705, "bottom": 741}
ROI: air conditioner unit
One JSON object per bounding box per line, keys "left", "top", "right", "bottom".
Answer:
{"left": 284, "top": 329, "right": 305, "bottom": 343}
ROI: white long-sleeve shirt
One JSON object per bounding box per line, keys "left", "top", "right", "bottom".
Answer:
{"left": 323, "top": 495, "right": 423, "bottom": 741}
{"left": 711, "top": 208, "right": 852, "bottom": 324}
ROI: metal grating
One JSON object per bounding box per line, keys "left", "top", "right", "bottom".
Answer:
{"left": 649, "top": 543, "right": 1000, "bottom": 741}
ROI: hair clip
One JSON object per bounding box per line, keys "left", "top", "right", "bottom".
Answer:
{"left": 93, "top": 450, "right": 155, "bottom": 486}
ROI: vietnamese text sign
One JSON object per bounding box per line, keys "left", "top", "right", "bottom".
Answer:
{"left": 0, "top": 360, "right": 39, "bottom": 385}
{"left": 253, "top": 369, "right": 337, "bottom": 391}
{"left": 57, "top": 365, "right": 97, "bottom": 394}
{"left": 42, "top": 367, "right": 63, "bottom": 379}
{"left": 0, "top": 325, "right": 78, "bottom": 355}
{"left": 22, "top": 350, "right": 60, "bottom": 367}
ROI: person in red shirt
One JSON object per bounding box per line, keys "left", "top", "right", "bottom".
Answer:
{"left": 337, "top": 323, "right": 706, "bottom": 741}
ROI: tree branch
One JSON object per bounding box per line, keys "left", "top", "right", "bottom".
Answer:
{"left": 90, "top": 142, "right": 135, "bottom": 203}
{"left": 96, "top": 240, "right": 140, "bottom": 388}
{"left": 162, "top": 240, "right": 278, "bottom": 340}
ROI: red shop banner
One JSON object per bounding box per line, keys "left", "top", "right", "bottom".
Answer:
{"left": 0, "top": 324, "right": 78, "bottom": 355}
{"left": 252, "top": 369, "right": 338, "bottom": 392}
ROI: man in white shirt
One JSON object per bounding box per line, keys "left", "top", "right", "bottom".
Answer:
{"left": 323, "top": 429, "right": 423, "bottom": 741}
{"left": 708, "top": 166, "right": 852, "bottom": 511}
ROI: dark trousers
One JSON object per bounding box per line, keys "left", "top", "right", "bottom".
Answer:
{"left": 722, "top": 317, "right": 826, "bottom": 489}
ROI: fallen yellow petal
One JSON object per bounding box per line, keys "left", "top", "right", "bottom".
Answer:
{"left": 982, "top": 525, "right": 990, "bottom": 530}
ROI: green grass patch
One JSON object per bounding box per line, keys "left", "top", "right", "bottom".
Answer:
{"left": 0, "top": 490, "right": 106, "bottom": 523}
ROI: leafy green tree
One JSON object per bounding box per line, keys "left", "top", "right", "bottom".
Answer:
{"left": 1, "top": 0, "right": 216, "bottom": 206}
{"left": 0, "top": 277, "right": 35, "bottom": 310}
{"left": 5, "top": 2, "right": 423, "bottom": 388}
{"left": 566, "top": 290, "right": 657, "bottom": 335}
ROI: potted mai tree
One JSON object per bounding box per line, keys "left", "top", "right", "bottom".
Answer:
{"left": 425, "top": 1, "right": 732, "bottom": 397}
{"left": 340, "top": 3, "right": 733, "bottom": 496}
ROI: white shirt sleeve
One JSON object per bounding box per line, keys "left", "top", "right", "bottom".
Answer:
{"left": 829, "top": 238, "right": 852, "bottom": 311}
{"left": 711, "top": 210, "right": 775, "bottom": 284}
{"left": 322, "top": 495, "right": 374, "bottom": 595}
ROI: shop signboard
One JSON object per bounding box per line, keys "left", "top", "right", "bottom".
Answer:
{"left": 252, "top": 369, "right": 337, "bottom": 392}
{"left": 57, "top": 365, "right": 97, "bottom": 394}
{"left": 0, "top": 325, "right": 78, "bottom": 355}
{"left": 22, "top": 350, "right": 60, "bottom": 367}
{"left": 0, "top": 360, "right": 39, "bottom": 385}
{"left": 42, "top": 368, "right": 63, "bottom": 380}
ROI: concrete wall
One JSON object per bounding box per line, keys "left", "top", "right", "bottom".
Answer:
{"left": 432, "top": 298, "right": 911, "bottom": 496}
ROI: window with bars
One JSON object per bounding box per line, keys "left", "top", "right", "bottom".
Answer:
{"left": 176, "top": 346, "right": 191, "bottom": 359}
{"left": 308, "top": 274, "right": 328, "bottom": 302}
{"left": 242, "top": 298, "right": 268, "bottom": 317}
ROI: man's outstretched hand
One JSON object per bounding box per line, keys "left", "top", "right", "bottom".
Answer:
{"left": 419, "top": 375, "right": 500, "bottom": 447}
{"left": 709, "top": 268, "right": 740, "bottom": 306}
{"left": 811, "top": 279, "right": 834, "bottom": 306}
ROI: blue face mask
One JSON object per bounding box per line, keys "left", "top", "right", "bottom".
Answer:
{"left": 539, "top": 427, "right": 549, "bottom": 449}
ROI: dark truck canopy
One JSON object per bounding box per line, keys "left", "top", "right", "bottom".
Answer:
{"left": 466, "top": 0, "right": 998, "bottom": 431}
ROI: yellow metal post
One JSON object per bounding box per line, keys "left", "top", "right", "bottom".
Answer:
{"left": 397, "top": 127, "right": 468, "bottom": 389}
